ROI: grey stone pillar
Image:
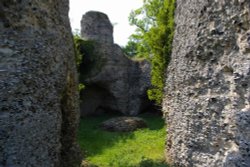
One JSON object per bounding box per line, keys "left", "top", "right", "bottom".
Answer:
{"left": 163, "top": 0, "right": 250, "bottom": 166}
{"left": 0, "top": 0, "right": 81, "bottom": 166}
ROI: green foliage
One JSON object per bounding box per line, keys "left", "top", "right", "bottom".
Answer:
{"left": 73, "top": 34, "right": 84, "bottom": 66}
{"left": 77, "top": 113, "right": 168, "bottom": 167}
{"left": 127, "top": 0, "right": 175, "bottom": 105}
{"left": 73, "top": 34, "right": 102, "bottom": 83}
{"left": 122, "top": 39, "right": 138, "bottom": 57}
{"left": 78, "top": 83, "right": 85, "bottom": 92}
{"left": 73, "top": 34, "right": 98, "bottom": 92}
{"left": 73, "top": 36, "right": 95, "bottom": 70}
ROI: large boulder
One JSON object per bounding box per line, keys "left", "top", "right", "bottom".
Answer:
{"left": 80, "top": 11, "right": 151, "bottom": 116}
{"left": 163, "top": 0, "right": 250, "bottom": 166}
{"left": 100, "top": 117, "right": 147, "bottom": 132}
{"left": 0, "top": 0, "right": 81, "bottom": 166}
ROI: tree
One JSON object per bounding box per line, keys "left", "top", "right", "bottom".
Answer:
{"left": 121, "top": 39, "right": 138, "bottom": 57}
{"left": 127, "top": 0, "right": 175, "bottom": 105}
{"left": 73, "top": 34, "right": 84, "bottom": 66}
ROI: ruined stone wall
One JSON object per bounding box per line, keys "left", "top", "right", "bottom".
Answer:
{"left": 80, "top": 11, "right": 151, "bottom": 116}
{"left": 163, "top": 0, "right": 250, "bottom": 166}
{"left": 0, "top": 0, "right": 81, "bottom": 166}
{"left": 81, "top": 11, "right": 114, "bottom": 43}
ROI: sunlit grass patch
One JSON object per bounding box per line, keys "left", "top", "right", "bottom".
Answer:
{"left": 78, "top": 113, "right": 169, "bottom": 167}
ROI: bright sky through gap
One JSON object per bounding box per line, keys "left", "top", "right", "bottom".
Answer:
{"left": 69, "top": 0, "right": 143, "bottom": 46}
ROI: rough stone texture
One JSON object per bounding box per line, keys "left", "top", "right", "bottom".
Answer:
{"left": 163, "top": 0, "right": 250, "bottom": 166}
{"left": 81, "top": 11, "right": 113, "bottom": 43}
{"left": 0, "top": 0, "right": 81, "bottom": 166}
{"left": 100, "top": 117, "right": 147, "bottom": 132}
{"left": 80, "top": 11, "right": 151, "bottom": 116}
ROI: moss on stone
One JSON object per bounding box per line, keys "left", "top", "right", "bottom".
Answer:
{"left": 74, "top": 36, "right": 106, "bottom": 82}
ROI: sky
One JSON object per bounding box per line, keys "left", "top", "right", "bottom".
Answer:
{"left": 69, "top": 0, "right": 143, "bottom": 46}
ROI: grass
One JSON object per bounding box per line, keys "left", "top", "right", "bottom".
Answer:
{"left": 77, "top": 113, "right": 169, "bottom": 167}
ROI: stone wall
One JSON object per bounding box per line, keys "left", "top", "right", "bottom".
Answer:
{"left": 81, "top": 11, "right": 113, "bottom": 43}
{"left": 80, "top": 11, "right": 151, "bottom": 116}
{"left": 163, "top": 0, "right": 250, "bottom": 166}
{"left": 0, "top": 0, "right": 81, "bottom": 166}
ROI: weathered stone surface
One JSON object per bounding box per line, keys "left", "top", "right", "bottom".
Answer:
{"left": 0, "top": 0, "right": 81, "bottom": 166}
{"left": 80, "top": 11, "right": 151, "bottom": 116}
{"left": 100, "top": 117, "right": 147, "bottom": 132}
{"left": 81, "top": 11, "right": 113, "bottom": 43}
{"left": 163, "top": 0, "right": 250, "bottom": 166}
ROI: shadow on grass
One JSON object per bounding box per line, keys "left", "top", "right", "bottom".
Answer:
{"left": 77, "top": 113, "right": 167, "bottom": 166}
{"left": 105, "top": 157, "right": 170, "bottom": 167}
{"left": 138, "top": 158, "right": 170, "bottom": 167}
{"left": 140, "top": 113, "right": 165, "bottom": 130}
{"left": 78, "top": 114, "right": 136, "bottom": 156}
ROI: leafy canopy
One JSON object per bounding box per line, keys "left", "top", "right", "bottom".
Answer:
{"left": 126, "top": 0, "right": 175, "bottom": 105}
